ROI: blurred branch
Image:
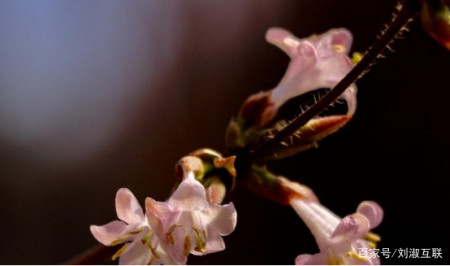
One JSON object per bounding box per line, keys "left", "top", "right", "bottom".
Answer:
{"left": 63, "top": 244, "right": 115, "bottom": 265}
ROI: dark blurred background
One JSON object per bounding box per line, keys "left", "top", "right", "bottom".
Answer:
{"left": 0, "top": 0, "right": 449, "bottom": 264}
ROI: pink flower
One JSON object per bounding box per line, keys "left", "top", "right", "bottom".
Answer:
{"left": 146, "top": 171, "right": 237, "bottom": 264}
{"left": 266, "top": 27, "right": 357, "bottom": 115}
{"left": 243, "top": 27, "right": 357, "bottom": 128}
{"left": 226, "top": 28, "right": 358, "bottom": 153}
{"left": 90, "top": 188, "right": 171, "bottom": 264}
{"left": 290, "top": 198, "right": 383, "bottom": 265}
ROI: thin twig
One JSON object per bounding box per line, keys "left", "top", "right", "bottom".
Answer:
{"left": 63, "top": 244, "right": 115, "bottom": 265}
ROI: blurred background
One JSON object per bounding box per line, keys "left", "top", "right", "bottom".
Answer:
{"left": 1, "top": 0, "right": 449, "bottom": 264}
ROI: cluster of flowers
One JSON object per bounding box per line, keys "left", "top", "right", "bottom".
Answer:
{"left": 91, "top": 27, "right": 384, "bottom": 265}
{"left": 91, "top": 166, "right": 237, "bottom": 264}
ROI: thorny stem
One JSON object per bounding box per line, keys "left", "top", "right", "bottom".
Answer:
{"left": 236, "top": 0, "right": 420, "bottom": 167}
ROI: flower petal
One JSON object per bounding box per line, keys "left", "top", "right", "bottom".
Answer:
{"left": 291, "top": 199, "right": 337, "bottom": 250}
{"left": 162, "top": 217, "right": 192, "bottom": 264}
{"left": 145, "top": 198, "right": 176, "bottom": 236}
{"left": 202, "top": 203, "right": 237, "bottom": 236}
{"left": 202, "top": 234, "right": 225, "bottom": 255}
{"left": 314, "top": 28, "right": 353, "bottom": 55}
{"left": 357, "top": 201, "right": 384, "bottom": 229}
{"left": 315, "top": 53, "right": 353, "bottom": 87}
{"left": 154, "top": 244, "right": 175, "bottom": 265}
{"left": 276, "top": 41, "right": 317, "bottom": 87}
{"left": 118, "top": 240, "right": 151, "bottom": 265}
{"left": 116, "top": 188, "right": 145, "bottom": 225}
{"left": 90, "top": 220, "right": 130, "bottom": 246}
{"left": 265, "top": 27, "right": 301, "bottom": 58}
{"left": 295, "top": 253, "right": 327, "bottom": 265}
{"left": 168, "top": 172, "right": 209, "bottom": 212}
{"left": 331, "top": 213, "right": 370, "bottom": 241}
{"left": 145, "top": 198, "right": 188, "bottom": 264}
{"left": 192, "top": 203, "right": 237, "bottom": 255}
{"left": 342, "top": 84, "right": 357, "bottom": 116}
{"left": 329, "top": 28, "right": 353, "bottom": 53}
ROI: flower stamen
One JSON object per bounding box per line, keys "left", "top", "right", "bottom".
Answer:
{"left": 145, "top": 242, "right": 159, "bottom": 265}
{"left": 141, "top": 231, "right": 153, "bottom": 243}
{"left": 112, "top": 245, "right": 128, "bottom": 261}
{"left": 145, "top": 239, "right": 160, "bottom": 259}
{"left": 327, "top": 256, "right": 345, "bottom": 265}
{"left": 346, "top": 251, "right": 367, "bottom": 262}
{"left": 351, "top": 52, "right": 363, "bottom": 64}
{"left": 332, "top": 44, "right": 347, "bottom": 53}
{"left": 365, "top": 232, "right": 381, "bottom": 243}
{"left": 184, "top": 235, "right": 191, "bottom": 257}
{"left": 110, "top": 227, "right": 145, "bottom": 246}
{"left": 365, "top": 232, "right": 381, "bottom": 249}
{"left": 192, "top": 226, "right": 207, "bottom": 253}
{"left": 129, "top": 229, "right": 144, "bottom": 235}
{"left": 166, "top": 224, "right": 182, "bottom": 245}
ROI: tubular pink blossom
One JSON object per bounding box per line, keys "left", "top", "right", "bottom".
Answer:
{"left": 264, "top": 28, "right": 357, "bottom": 124}
{"left": 291, "top": 198, "right": 383, "bottom": 265}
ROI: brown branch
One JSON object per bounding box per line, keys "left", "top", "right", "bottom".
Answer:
{"left": 62, "top": 244, "right": 115, "bottom": 265}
